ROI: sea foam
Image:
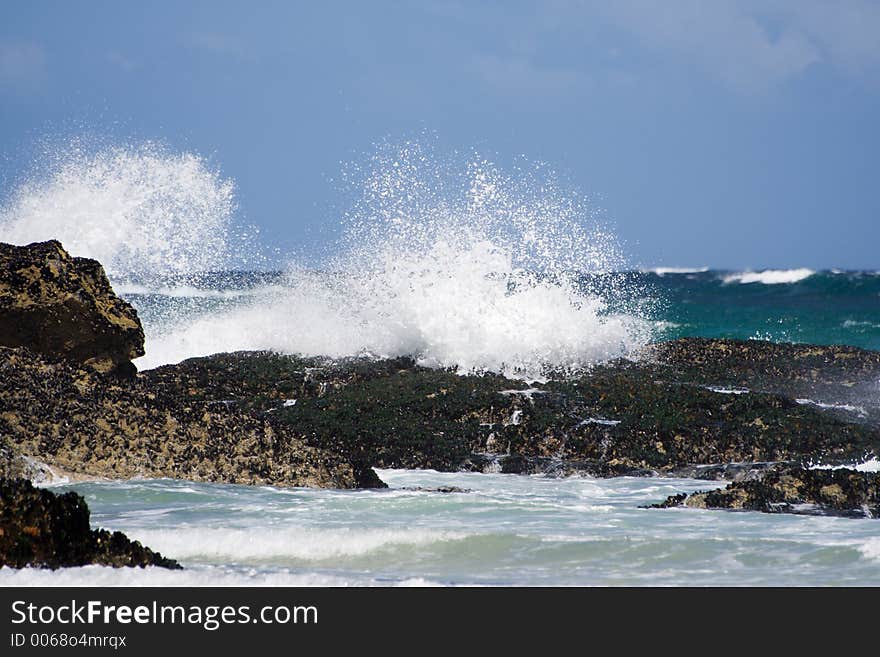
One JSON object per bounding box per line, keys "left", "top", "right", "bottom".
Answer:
{"left": 645, "top": 267, "right": 708, "bottom": 276}
{"left": 0, "top": 564, "right": 441, "bottom": 587}
{"left": 125, "top": 526, "right": 472, "bottom": 563}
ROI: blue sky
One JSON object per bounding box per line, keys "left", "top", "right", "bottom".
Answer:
{"left": 1, "top": 0, "right": 878, "bottom": 269}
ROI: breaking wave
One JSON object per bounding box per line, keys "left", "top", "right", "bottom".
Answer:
{"left": 1, "top": 138, "right": 654, "bottom": 378}
{"left": 723, "top": 268, "right": 815, "bottom": 285}
{"left": 644, "top": 267, "right": 709, "bottom": 276}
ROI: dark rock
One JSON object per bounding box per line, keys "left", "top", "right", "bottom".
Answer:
{"left": 647, "top": 465, "right": 880, "bottom": 518}
{"left": 0, "top": 241, "right": 144, "bottom": 376}
{"left": 545, "top": 363, "right": 879, "bottom": 473}
{"left": 0, "top": 477, "right": 180, "bottom": 569}
{"left": 144, "top": 345, "right": 879, "bottom": 479}
{"left": 0, "top": 241, "right": 385, "bottom": 489}
{"left": 499, "top": 454, "right": 533, "bottom": 474}
{"left": 3, "top": 253, "right": 879, "bottom": 491}
{"left": 648, "top": 493, "right": 688, "bottom": 509}
{"left": 646, "top": 338, "right": 880, "bottom": 426}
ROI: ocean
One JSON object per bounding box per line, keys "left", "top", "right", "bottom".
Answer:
{"left": 2, "top": 467, "right": 879, "bottom": 586}
{"left": 1, "top": 142, "right": 878, "bottom": 586}
{"left": 118, "top": 267, "right": 880, "bottom": 368}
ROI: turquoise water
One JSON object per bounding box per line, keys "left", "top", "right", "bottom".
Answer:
{"left": 2, "top": 470, "right": 879, "bottom": 586}
{"left": 646, "top": 269, "right": 880, "bottom": 351}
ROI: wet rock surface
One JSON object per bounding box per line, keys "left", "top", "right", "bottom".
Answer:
{"left": 648, "top": 465, "right": 880, "bottom": 518}
{"left": 143, "top": 341, "right": 880, "bottom": 481}
{"left": 0, "top": 240, "right": 382, "bottom": 490}
{"left": 2, "top": 326, "right": 878, "bottom": 495}
{"left": 646, "top": 338, "right": 880, "bottom": 426}
{"left": 0, "top": 477, "right": 180, "bottom": 569}
{"left": 0, "top": 241, "right": 144, "bottom": 376}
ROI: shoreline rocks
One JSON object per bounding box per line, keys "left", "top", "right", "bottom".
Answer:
{"left": 648, "top": 465, "right": 880, "bottom": 518}
{"left": 0, "top": 240, "right": 384, "bottom": 490}
{"left": 0, "top": 477, "right": 180, "bottom": 569}
{"left": 13, "top": 337, "right": 878, "bottom": 492}
{"left": 142, "top": 346, "right": 879, "bottom": 481}
{"left": 0, "top": 345, "right": 383, "bottom": 489}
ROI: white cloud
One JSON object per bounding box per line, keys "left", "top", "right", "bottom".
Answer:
{"left": 589, "top": 1, "right": 820, "bottom": 92}
{"left": 582, "top": 0, "right": 880, "bottom": 92}
{"left": 781, "top": 0, "right": 880, "bottom": 73}
{"left": 453, "top": 0, "right": 880, "bottom": 95}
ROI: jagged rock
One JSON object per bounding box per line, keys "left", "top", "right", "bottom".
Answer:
{"left": 647, "top": 465, "right": 880, "bottom": 518}
{"left": 0, "top": 438, "right": 55, "bottom": 482}
{"left": 0, "top": 240, "right": 383, "bottom": 490}
{"left": 0, "top": 477, "right": 180, "bottom": 569}
{"left": 2, "top": 247, "right": 878, "bottom": 492}
{"left": 0, "top": 240, "right": 144, "bottom": 375}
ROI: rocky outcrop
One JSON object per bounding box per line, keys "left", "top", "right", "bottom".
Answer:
{"left": 648, "top": 465, "right": 880, "bottom": 518}
{"left": 0, "top": 478, "right": 180, "bottom": 569}
{"left": 3, "top": 319, "right": 877, "bottom": 488}
{"left": 141, "top": 345, "right": 880, "bottom": 479}
{"left": 0, "top": 240, "right": 382, "bottom": 490}
{"left": 0, "top": 240, "right": 144, "bottom": 376}
{"left": 646, "top": 338, "right": 880, "bottom": 426}
{"left": 0, "top": 346, "right": 383, "bottom": 489}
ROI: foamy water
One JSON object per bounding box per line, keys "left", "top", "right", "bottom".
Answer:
{"left": 1, "top": 472, "right": 878, "bottom": 587}
{"left": 0, "top": 140, "right": 243, "bottom": 280}
{"left": 723, "top": 268, "right": 815, "bottom": 285}
{"left": 645, "top": 267, "right": 709, "bottom": 276}
{"left": 811, "top": 457, "right": 880, "bottom": 473}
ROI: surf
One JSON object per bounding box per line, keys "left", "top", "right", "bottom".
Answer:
{"left": 1, "top": 139, "right": 654, "bottom": 379}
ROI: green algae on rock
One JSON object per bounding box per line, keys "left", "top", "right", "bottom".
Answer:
{"left": 142, "top": 344, "right": 880, "bottom": 479}
{"left": 2, "top": 239, "right": 879, "bottom": 505}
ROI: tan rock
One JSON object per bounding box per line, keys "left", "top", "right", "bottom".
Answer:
{"left": 0, "top": 240, "right": 144, "bottom": 375}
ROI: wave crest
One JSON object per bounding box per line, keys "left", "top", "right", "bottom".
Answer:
{"left": 723, "top": 268, "right": 815, "bottom": 285}
{"left": 1, "top": 138, "right": 653, "bottom": 378}
{"left": 138, "top": 143, "right": 654, "bottom": 377}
